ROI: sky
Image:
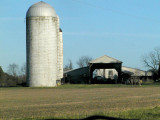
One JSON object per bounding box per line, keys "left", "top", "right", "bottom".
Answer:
{"left": 0, "top": 0, "right": 160, "bottom": 72}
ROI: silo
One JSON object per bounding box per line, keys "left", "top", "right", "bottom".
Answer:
{"left": 26, "top": 1, "right": 59, "bottom": 87}
{"left": 57, "top": 28, "right": 63, "bottom": 81}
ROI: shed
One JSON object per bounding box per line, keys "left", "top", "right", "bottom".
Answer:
{"left": 89, "top": 55, "right": 122, "bottom": 83}
{"left": 63, "top": 67, "right": 89, "bottom": 84}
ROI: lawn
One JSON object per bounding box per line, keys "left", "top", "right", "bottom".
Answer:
{"left": 0, "top": 84, "right": 160, "bottom": 120}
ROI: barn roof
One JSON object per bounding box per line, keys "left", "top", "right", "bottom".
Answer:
{"left": 89, "top": 55, "right": 122, "bottom": 64}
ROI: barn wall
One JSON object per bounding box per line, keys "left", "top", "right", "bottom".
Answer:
{"left": 64, "top": 67, "right": 89, "bottom": 84}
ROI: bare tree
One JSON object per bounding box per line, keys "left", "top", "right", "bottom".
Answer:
{"left": 64, "top": 60, "right": 73, "bottom": 71}
{"left": 20, "top": 63, "right": 26, "bottom": 76}
{"left": 76, "top": 56, "right": 93, "bottom": 68}
{"left": 7, "top": 63, "right": 19, "bottom": 77}
{"left": 19, "top": 63, "right": 26, "bottom": 84}
{"left": 142, "top": 47, "right": 160, "bottom": 79}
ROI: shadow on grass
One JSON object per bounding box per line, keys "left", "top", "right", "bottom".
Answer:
{"left": 45, "top": 115, "right": 138, "bottom": 120}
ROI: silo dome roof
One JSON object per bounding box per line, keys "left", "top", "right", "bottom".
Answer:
{"left": 26, "top": 1, "right": 57, "bottom": 17}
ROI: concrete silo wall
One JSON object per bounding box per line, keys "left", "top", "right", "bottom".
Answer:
{"left": 26, "top": 17, "right": 58, "bottom": 87}
{"left": 57, "top": 17, "right": 63, "bottom": 81}
{"left": 58, "top": 30, "right": 63, "bottom": 80}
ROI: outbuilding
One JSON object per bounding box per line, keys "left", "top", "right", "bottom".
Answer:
{"left": 63, "top": 55, "right": 152, "bottom": 84}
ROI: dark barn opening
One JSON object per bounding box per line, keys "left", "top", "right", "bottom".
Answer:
{"left": 89, "top": 63, "right": 122, "bottom": 84}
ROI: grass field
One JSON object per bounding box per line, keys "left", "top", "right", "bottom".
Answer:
{"left": 0, "top": 84, "right": 160, "bottom": 120}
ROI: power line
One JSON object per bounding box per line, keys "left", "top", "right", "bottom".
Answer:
{"left": 72, "top": 0, "right": 159, "bottom": 23}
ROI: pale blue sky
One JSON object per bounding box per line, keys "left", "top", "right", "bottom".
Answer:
{"left": 0, "top": 0, "right": 160, "bottom": 71}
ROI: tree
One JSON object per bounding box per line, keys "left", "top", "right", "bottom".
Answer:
{"left": 76, "top": 56, "right": 93, "bottom": 68}
{"left": 20, "top": 63, "right": 26, "bottom": 76}
{"left": 0, "top": 66, "right": 4, "bottom": 77}
{"left": 0, "top": 63, "right": 27, "bottom": 87}
{"left": 7, "top": 63, "right": 19, "bottom": 77}
{"left": 0, "top": 66, "right": 6, "bottom": 86}
{"left": 64, "top": 60, "right": 73, "bottom": 71}
{"left": 0, "top": 66, "right": 5, "bottom": 81}
{"left": 142, "top": 47, "right": 160, "bottom": 80}
{"left": 17, "top": 63, "right": 26, "bottom": 85}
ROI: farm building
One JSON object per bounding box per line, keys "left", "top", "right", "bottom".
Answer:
{"left": 63, "top": 67, "right": 89, "bottom": 84}
{"left": 64, "top": 55, "right": 152, "bottom": 84}
{"left": 96, "top": 66, "right": 152, "bottom": 84}
{"left": 89, "top": 55, "right": 122, "bottom": 83}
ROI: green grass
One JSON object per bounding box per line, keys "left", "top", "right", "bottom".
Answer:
{"left": 0, "top": 83, "right": 160, "bottom": 120}
{"left": 57, "top": 82, "right": 160, "bottom": 89}
{"left": 1, "top": 82, "right": 159, "bottom": 89}
{"left": 21, "top": 106, "right": 160, "bottom": 120}
{"left": 13, "top": 107, "right": 160, "bottom": 120}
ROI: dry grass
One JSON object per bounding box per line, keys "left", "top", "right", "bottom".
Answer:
{"left": 0, "top": 84, "right": 160, "bottom": 119}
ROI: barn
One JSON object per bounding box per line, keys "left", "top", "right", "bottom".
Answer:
{"left": 64, "top": 55, "right": 152, "bottom": 84}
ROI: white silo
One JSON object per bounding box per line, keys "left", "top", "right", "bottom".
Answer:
{"left": 56, "top": 16, "right": 63, "bottom": 82}
{"left": 57, "top": 28, "right": 63, "bottom": 81}
{"left": 26, "top": 1, "right": 60, "bottom": 87}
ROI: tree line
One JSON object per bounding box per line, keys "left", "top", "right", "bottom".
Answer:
{"left": 0, "top": 63, "right": 26, "bottom": 87}
{"left": 0, "top": 55, "right": 93, "bottom": 87}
